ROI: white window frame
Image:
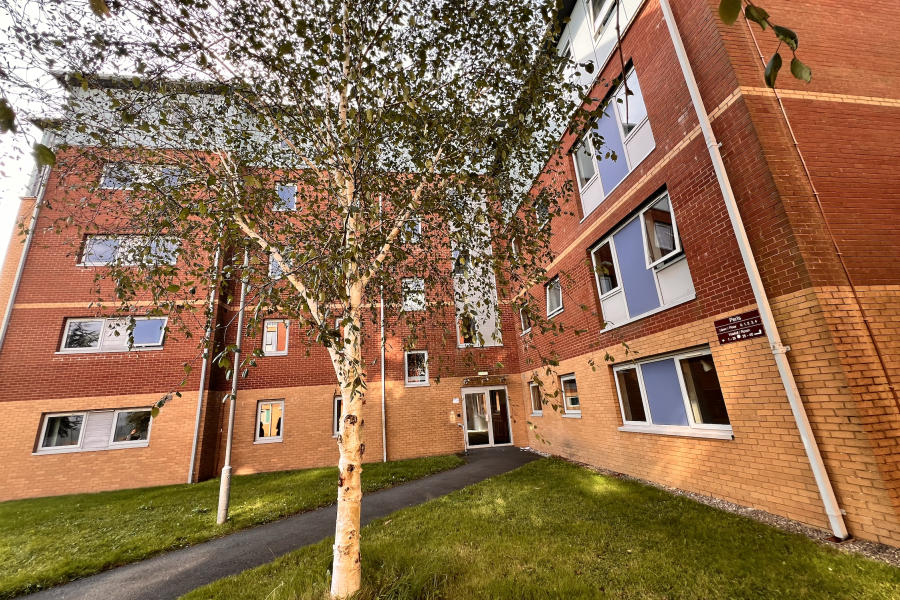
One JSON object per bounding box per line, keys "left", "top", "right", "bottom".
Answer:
{"left": 519, "top": 306, "right": 532, "bottom": 335}
{"left": 80, "top": 235, "right": 179, "bottom": 267}
{"left": 639, "top": 194, "right": 683, "bottom": 270}
{"left": 401, "top": 278, "right": 426, "bottom": 312}
{"left": 255, "top": 400, "right": 285, "bottom": 444}
{"left": 404, "top": 350, "right": 429, "bottom": 387}
{"left": 590, "top": 240, "right": 622, "bottom": 301}
{"left": 560, "top": 374, "right": 581, "bottom": 416}
{"left": 333, "top": 395, "right": 343, "bottom": 437}
{"left": 546, "top": 277, "right": 563, "bottom": 318}
{"left": 589, "top": 0, "right": 619, "bottom": 38}
{"left": 274, "top": 182, "right": 297, "bottom": 211}
{"left": 613, "top": 348, "right": 733, "bottom": 440}
{"left": 36, "top": 412, "right": 88, "bottom": 454}
{"left": 107, "top": 409, "right": 153, "bottom": 448}
{"left": 59, "top": 317, "right": 168, "bottom": 354}
{"left": 262, "top": 319, "right": 290, "bottom": 356}
{"left": 529, "top": 383, "right": 543, "bottom": 416}
{"left": 404, "top": 217, "right": 422, "bottom": 242}
{"left": 573, "top": 134, "right": 600, "bottom": 194}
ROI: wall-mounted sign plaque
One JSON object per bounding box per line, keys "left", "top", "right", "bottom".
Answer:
{"left": 714, "top": 310, "right": 766, "bottom": 345}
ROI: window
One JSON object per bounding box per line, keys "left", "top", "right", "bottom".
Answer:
{"left": 452, "top": 249, "right": 470, "bottom": 275}
{"left": 613, "top": 349, "right": 731, "bottom": 439}
{"left": 263, "top": 320, "right": 289, "bottom": 356}
{"left": 36, "top": 408, "right": 153, "bottom": 454}
{"left": 589, "top": 191, "right": 694, "bottom": 330}
{"left": 561, "top": 375, "right": 580, "bottom": 414}
{"left": 404, "top": 218, "right": 422, "bottom": 242}
{"left": 404, "top": 350, "right": 429, "bottom": 387}
{"left": 110, "top": 410, "right": 152, "bottom": 446}
{"left": 510, "top": 237, "right": 521, "bottom": 258}
{"left": 333, "top": 395, "right": 343, "bottom": 437}
{"left": 519, "top": 305, "right": 532, "bottom": 334}
{"left": 82, "top": 235, "right": 179, "bottom": 267}
{"left": 458, "top": 314, "right": 477, "bottom": 346}
{"left": 402, "top": 278, "right": 426, "bottom": 311}
{"left": 60, "top": 317, "right": 167, "bottom": 353}
{"left": 529, "top": 383, "right": 543, "bottom": 415}
{"left": 575, "top": 66, "right": 655, "bottom": 218}
{"left": 269, "top": 254, "right": 285, "bottom": 279}
{"left": 546, "top": 277, "right": 563, "bottom": 317}
{"left": 590, "top": 0, "right": 619, "bottom": 37}
{"left": 275, "top": 183, "right": 297, "bottom": 211}
{"left": 256, "top": 401, "right": 284, "bottom": 443}
{"left": 99, "top": 164, "right": 137, "bottom": 190}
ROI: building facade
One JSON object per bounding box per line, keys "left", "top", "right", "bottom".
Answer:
{"left": 1, "top": 0, "right": 899, "bottom": 548}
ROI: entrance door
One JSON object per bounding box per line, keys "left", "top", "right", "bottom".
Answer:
{"left": 463, "top": 387, "right": 512, "bottom": 448}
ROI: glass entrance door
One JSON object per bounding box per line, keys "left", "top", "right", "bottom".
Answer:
{"left": 463, "top": 387, "right": 512, "bottom": 448}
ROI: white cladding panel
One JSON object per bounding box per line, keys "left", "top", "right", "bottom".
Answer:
{"left": 656, "top": 257, "right": 695, "bottom": 305}
{"left": 600, "top": 289, "right": 629, "bottom": 328}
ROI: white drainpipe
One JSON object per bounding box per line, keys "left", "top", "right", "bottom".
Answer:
{"left": 658, "top": 0, "right": 848, "bottom": 539}
{"left": 380, "top": 288, "right": 387, "bottom": 463}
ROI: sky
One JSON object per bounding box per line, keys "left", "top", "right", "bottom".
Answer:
{"left": 0, "top": 130, "right": 35, "bottom": 272}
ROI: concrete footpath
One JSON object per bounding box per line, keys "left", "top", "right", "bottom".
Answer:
{"left": 30, "top": 447, "right": 540, "bottom": 600}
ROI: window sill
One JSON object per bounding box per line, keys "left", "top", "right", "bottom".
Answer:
{"left": 34, "top": 442, "right": 150, "bottom": 455}
{"left": 562, "top": 413, "right": 582, "bottom": 419}
{"left": 601, "top": 294, "right": 696, "bottom": 332}
{"left": 617, "top": 424, "right": 733, "bottom": 440}
{"left": 56, "top": 347, "right": 164, "bottom": 355}
{"left": 547, "top": 308, "right": 564, "bottom": 319}
{"left": 520, "top": 328, "right": 532, "bottom": 337}
{"left": 530, "top": 411, "right": 543, "bottom": 417}
{"left": 254, "top": 438, "right": 283, "bottom": 445}
{"left": 405, "top": 382, "right": 430, "bottom": 388}
{"left": 262, "top": 352, "right": 288, "bottom": 358}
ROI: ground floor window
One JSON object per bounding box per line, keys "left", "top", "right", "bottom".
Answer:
{"left": 256, "top": 401, "right": 284, "bottom": 443}
{"left": 529, "top": 383, "right": 543, "bottom": 416}
{"left": 560, "top": 375, "right": 580, "bottom": 415}
{"left": 613, "top": 348, "right": 731, "bottom": 439}
{"left": 36, "top": 408, "right": 152, "bottom": 454}
{"left": 110, "top": 410, "right": 152, "bottom": 446}
{"left": 405, "top": 350, "right": 429, "bottom": 386}
{"left": 333, "top": 395, "right": 343, "bottom": 437}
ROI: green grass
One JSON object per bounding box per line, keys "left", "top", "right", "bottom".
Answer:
{"left": 184, "top": 458, "right": 900, "bottom": 600}
{"left": 0, "top": 454, "right": 463, "bottom": 599}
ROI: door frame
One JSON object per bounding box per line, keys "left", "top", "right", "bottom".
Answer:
{"left": 461, "top": 385, "right": 513, "bottom": 449}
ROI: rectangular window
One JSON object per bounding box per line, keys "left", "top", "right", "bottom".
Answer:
{"left": 404, "top": 218, "right": 422, "bottom": 243}
{"left": 269, "top": 254, "right": 285, "bottom": 279}
{"left": 275, "top": 183, "right": 297, "bottom": 211}
{"left": 573, "top": 138, "right": 598, "bottom": 190}
{"left": 60, "top": 317, "right": 167, "bottom": 353}
{"left": 546, "top": 277, "right": 563, "bottom": 317}
{"left": 458, "top": 314, "right": 477, "bottom": 346}
{"left": 590, "top": 191, "right": 694, "bottom": 329}
{"left": 529, "top": 383, "right": 543, "bottom": 415}
{"left": 404, "top": 350, "right": 429, "bottom": 387}
{"left": 591, "top": 0, "right": 619, "bottom": 37}
{"left": 519, "top": 306, "right": 532, "bottom": 334}
{"left": 110, "top": 410, "right": 152, "bottom": 446}
{"left": 99, "top": 164, "right": 137, "bottom": 190}
{"left": 333, "top": 395, "right": 343, "bottom": 437}
{"left": 39, "top": 413, "right": 86, "bottom": 450}
{"left": 613, "top": 349, "right": 731, "bottom": 439}
{"left": 561, "top": 375, "right": 580, "bottom": 414}
{"left": 256, "top": 401, "right": 284, "bottom": 443}
{"left": 81, "top": 235, "right": 179, "bottom": 267}
{"left": 402, "top": 278, "right": 426, "bottom": 312}
{"left": 263, "top": 320, "right": 289, "bottom": 356}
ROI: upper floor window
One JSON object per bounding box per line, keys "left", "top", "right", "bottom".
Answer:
{"left": 576, "top": 66, "right": 655, "bottom": 218}
{"left": 519, "top": 305, "right": 532, "bottom": 334}
{"left": 99, "top": 164, "right": 181, "bottom": 190}
{"left": 614, "top": 349, "right": 731, "bottom": 439}
{"left": 402, "top": 278, "right": 426, "bottom": 312}
{"left": 546, "top": 277, "right": 563, "bottom": 317}
{"left": 590, "top": 0, "right": 619, "bottom": 38}
{"left": 404, "top": 218, "right": 422, "bottom": 243}
{"left": 404, "top": 350, "right": 429, "bottom": 387}
{"left": 81, "top": 235, "right": 179, "bottom": 267}
{"left": 458, "top": 314, "right": 477, "bottom": 346}
{"left": 60, "top": 317, "right": 167, "bottom": 353}
{"left": 590, "top": 191, "right": 693, "bottom": 330}
{"left": 263, "top": 319, "right": 289, "bottom": 356}
{"left": 275, "top": 183, "right": 297, "bottom": 211}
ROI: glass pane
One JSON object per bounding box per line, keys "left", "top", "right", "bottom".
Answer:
{"left": 258, "top": 403, "right": 283, "bottom": 438}
{"left": 641, "top": 359, "right": 689, "bottom": 426}
{"left": 593, "top": 242, "right": 619, "bottom": 294}
{"left": 83, "top": 237, "right": 119, "bottom": 265}
{"left": 64, "top": 320, "right": 102, "bottom": 349}
{"left": 490, "top": 390, "right": 512, "bottom": 444}
{"left": 269, "top": 255, "right": 283, "bottom": 278}
{"left": 680, "top": 356, "right": 730, "bottom": 425}
{"left": 530, "top": 385, "right": 542, "bottom": 412}
{"left": 616, "top": 368, "right": 646, "bottom": 422}
{"left": 42, "top": 415, "right": 84, "bottom": 448}
{"left": 276, "top": 322, "right": 288, "bottom": 352}
{"left": 133, "top": 319, "right": 165, "bottom": 346}
{"left": 406, "top": 352, "right": 427, "bottom": 384}
{"left": 402, "top": 279, "right": 425, "bottom": 311}
{"left": 150, "top": 238, "right": 179, "bottom": 265}
{"left": 613, "top": 218, "right": 660, "bottom": 317}
{"left": 458, "top": 315, "right": 476, "bottom": 345}
{"left": 333, "top": 397, "right": 343, "bottom": 435}
{"left": 547, "top": 280, "right": 562, "bottom": 314}
{"left": 276, "top": 184, "right": 297, "bottom": 210}
{"left": 615, "top": 70, "right": 648, "bottom": 136}
{"left": 465, "top": 393, "right": 490, "bottom": 446}
{"left": 520, "top": 307, "right": 532, "bottom": 332}
{"left": 562, "top": 377, "right": 579, "bottom": 410}
{"left": 101, "top": 164, "right": 134, "bottom": 189}
{"left": 593, "top": 108, "right": 629, "bottom": 192}
{"left": 112, "top": 411, "right": 151, "bottom": 442}
{"left": 643, "top": 195, "right": 678, "bottom": 264}
{"left": 574, "top": 141, "right": 597, "bottom": 189}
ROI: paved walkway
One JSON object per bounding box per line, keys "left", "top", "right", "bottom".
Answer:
{"left": 31, "top": 447, "right": 540, "bottom": 600}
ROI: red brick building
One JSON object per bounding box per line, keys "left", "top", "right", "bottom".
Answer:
{"left": 1, "top": 0, "right": 899, "bottom": 548}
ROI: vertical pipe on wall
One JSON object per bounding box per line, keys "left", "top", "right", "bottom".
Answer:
{"left": 187, "top": 244, "right": 222, "bottom": 483}
{"left": 217, "top": 249, "right": 249, "bottom": 525}
{"left": 657, "top": 0, "right": 848, "bottom": 539}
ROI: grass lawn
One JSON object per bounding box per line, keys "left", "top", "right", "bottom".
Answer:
{"left": 184, "top": 458, "right": 900, "bottom": 600}
{"left": 0, "top": 454, "right": 463, "bottom": 599}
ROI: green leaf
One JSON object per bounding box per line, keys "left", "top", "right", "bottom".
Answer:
{"left": 150, "top": 406, "right": 160, "bottom": 418}
{"left": 744, "top": 5, "right": 769, "bottom": 30}
{"left": 764, "top": 52, "right": 782, "bottom": 88}
{"left": 584, "top": 62, "right": 594, "bottom": 74}
{"left": 0, "top": 98, "right": 16, "bottom": 134}
{"left": 166, "top": 284, "right": 181, "bottom": 292}
{"left": 790, "top": 56, "right": 812, "bottom": 83}
{"left": 773, "top": 25, "right": 798, "bottom": 51}
{"left": 89, "top": 0, "right": 111, "bottom": 18}
{"left": 33, "top": 143, "right": 56, "bottom": 168}
{"left": 718, "top": 0, "right": 742, "bottom": 26}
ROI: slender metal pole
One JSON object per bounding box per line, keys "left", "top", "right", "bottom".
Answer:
{"left": 658, "top": 0, "right": 847, "bottom": 539}
{"left": 217, "top": 249, "right": 249, "bottom": 525}
{"left": 187, "top": 245, "right": 222, "bottom": 483}
{"left": 379, "top": 195, "right": 387, "bottom": 463}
